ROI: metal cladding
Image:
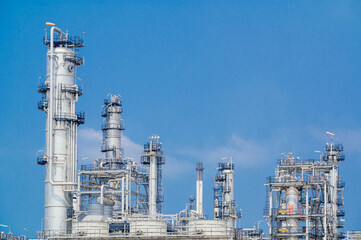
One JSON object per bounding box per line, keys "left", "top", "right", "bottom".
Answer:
{"left": 264, "top": 140, "right": 346, "bottom": 240}
{"left": 38, "top": 26, "right": 84, "bottom": 233}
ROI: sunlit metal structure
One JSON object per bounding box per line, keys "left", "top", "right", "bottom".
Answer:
{"left": 27, "top": 24, "right": 359, "bottom": 240}
{"left": 264, "top": 139, "right": 346, "bottom": 240}
{"left": 37, "top": 25, "right": 84, "bottom": 233}
{"left": 214, "top": 160, "right": 241, "bottom": 229}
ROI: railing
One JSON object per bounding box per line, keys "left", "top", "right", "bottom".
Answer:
{"left": 337, "top": 153, "right": 345, "bottom": 161}
{"left": 76, "top": 112, "right": 85, "bottom": 124}
{"left": 0, "top": 232, "right": 26, "bottom": 240}
{"left": 235, "top": 228, "right": 263, "bottom": 239}
{"left": 347, "top": 231, "right": 361, "bottom": 240}
{"left": 104, "top": 98, "right": 122, "bottom": 106}
{"left": 215, "top": 174, "right": 225, "bottom": 182}
{"left": 337, "top": 177, "right": 345, "bottom": 188}
{"left": 43, "top": 35, "right": 84, "bottom": 48}
{"left": 38, "top": 83, "right": 49, "bottom": 93}
{"left": 218, "top": 162, "right": 234, "bottom": 170}
{"left": 142, "top": 142, "right": 162, "bottom": 153}
{"left": 54, "top": 112, "right": 85, "bottom": 124}
{"left": 337, "top": 209, "right": 345, "bottom": 216}
{"left": 80, "top": 164, "right": 94, "bottom": 171}
{"left": 101, "top": 123, "right": 124, "bottom": 131}
{"left": 37, "top": 97, "right": 48, "bottom": 111}
{"left": 140, "top": 155, "right": 165, "bottom": 165}
{"left": 325, "top": 143, "right": 344, "bottom": 152}
{"left": 337, "top": 220, "right": 345, "bottom": 228}
{"left": 60, "top": 84, "right": 83, "bottom": 96}
{"left": 337, "top": 197, "right": 344, "bottom": 205}
{"left": 36, "top": 154, "right": 47, "bottom": 165}
{"left": 64, "top": 54, "right": 83, "bottom": 66}
{"left": 39, "top": 225, "right": 236, "bottom": 239}
{"left": 277, "top": 158, "right": 320, "bottom": 166}
{"left": 101, "top": 146, "right": 124, "bottom": 154}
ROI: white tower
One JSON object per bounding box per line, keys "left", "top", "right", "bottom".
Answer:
{"left": 101, "top": 94, "right": 125, "bottom": 169}
{"left": 196, "top": 162, "right": 204, "bottom": 217}
{"left": 214, "top": 160, "right": 239, "bottom": 229}
{"left": 141, "top": 135, "right": 165, "bottom": 218}
{"left": 38, "top": 25, "right": 84, "bottom": 233}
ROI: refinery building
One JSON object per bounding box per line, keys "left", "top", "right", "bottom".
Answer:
{"left": 1, "top": 25, "right": 360, "bottom": 240}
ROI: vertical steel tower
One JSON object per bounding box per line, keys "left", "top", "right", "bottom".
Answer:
{"left": 214, "top": 160, "right": 240, "bottom": 229}
{"left": 141, "top": 135, "right": 165, "bottom": 218}
{"left": 38, "top": 25, "right": 84, "bottom": 233}
{"left": 101, "top": 94, "right": 125, "bottom": 169}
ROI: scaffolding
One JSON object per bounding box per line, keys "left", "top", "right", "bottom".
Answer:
{"left": 141, "top": 135, "right": 165, "bottom": 217}
{"left": 214, "top": 161, "right": 241, "bottom": 229}
{"left": 264, "top": 139, "right": 345, "bottom": 240}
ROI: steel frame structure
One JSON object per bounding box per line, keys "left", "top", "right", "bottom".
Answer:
{"left": 264, "top": 140, "right": 345, "bottom": 240}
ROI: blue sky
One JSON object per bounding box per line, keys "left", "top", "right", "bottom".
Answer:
{"left": 1, "top": 0, "right": 361, "bottom": 237}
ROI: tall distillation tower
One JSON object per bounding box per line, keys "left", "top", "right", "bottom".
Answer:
{"left": 101, "top": 94, "right": 125, "bottom": 169}
{"left": 214, "top": 160, "right": 240, "bottom": 230}
{"left": 37, "top": 25, "right": 84, "bottom": 233}
{"left": 196, "top": 162, "right": 204, "bottom": 218}
{"left": 141, "top": 135, "right": 165, "bottom": 218}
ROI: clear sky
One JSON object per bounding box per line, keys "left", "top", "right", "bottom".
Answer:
{"left": 1, "top": 0, "right": 361, "bottom": 237}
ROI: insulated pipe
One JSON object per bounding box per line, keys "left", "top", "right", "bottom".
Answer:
{"left": 48, "top": 26, "right": 76, "bottom": 187}
{"left": 121, "top": 177, "right": 125, "bottom": 214}
{"left": 286, "top": 187, "right": 299, "bottom": 240}
{"left": 196, "top": 162, "right": 204, "bottom": 217}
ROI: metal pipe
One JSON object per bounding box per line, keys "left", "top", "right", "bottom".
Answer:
{"left": 306, "top": 186, "right": 309, "bottom": 240}
{"left": 47, "top": 26, "right": 76, "bottom": 187}
{"left": 125, "top": 165, "right": 129, "bottom": 214}
{"left": 121, "top": 177, "right": 125, "bottom": 214}
{"left": 100, "top": 185, "right": 105, "bottom": 205}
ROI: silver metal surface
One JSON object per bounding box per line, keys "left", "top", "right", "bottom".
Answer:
{"left": 39, "top": 26, "right": 84, "bottom": 233}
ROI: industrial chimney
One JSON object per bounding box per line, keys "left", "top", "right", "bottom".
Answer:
{"left": 196, "top": 162, "right": 204, "bottom": 217}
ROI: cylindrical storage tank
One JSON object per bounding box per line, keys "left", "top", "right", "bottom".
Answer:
{"left": 72, "top": 204, "right": 108, "bottom": 237}
{"left": 104, "top": 206, "right": 113, "bottom": 219}
{"left": 129, "top": 220, "right": 167, "bottom": 237}
{"left": 88, "top": 204, "right": 104, "bottom": 216}
{"left": 188, "top": 219, "right": 228, "bottom": 237}
{"left": 72, "top": 220, "right": 109, "bottom": 237}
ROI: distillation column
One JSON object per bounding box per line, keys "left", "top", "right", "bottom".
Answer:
{"left": 38, "top": 25, "right": 84, "bottom": 232}
{"left": 325, "top": 139, "right": 345, "bottom": 237}
{"left": 329, "top": 142, "right": 339, "bottom": 236}
{"left": 286, "top": 187, "right": 299, "bottom": 240}
{"left": 223, "top": 162, "right": 235, "bottom": 229}
{"left": 141, "top": 135, "right": 165, "bottom": 218}
{"left": 196, "top": 162, "right": 204, "bottom": 217}
{"left": 101, "top": 94, "right": 125, "bottom": 169}
{"left": 214, "top": 161, "right": 239, "bottom": 229}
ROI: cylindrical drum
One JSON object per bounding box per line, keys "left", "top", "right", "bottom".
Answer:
{"left": 88, "top": 204, "right": 105, "bottom": 216}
